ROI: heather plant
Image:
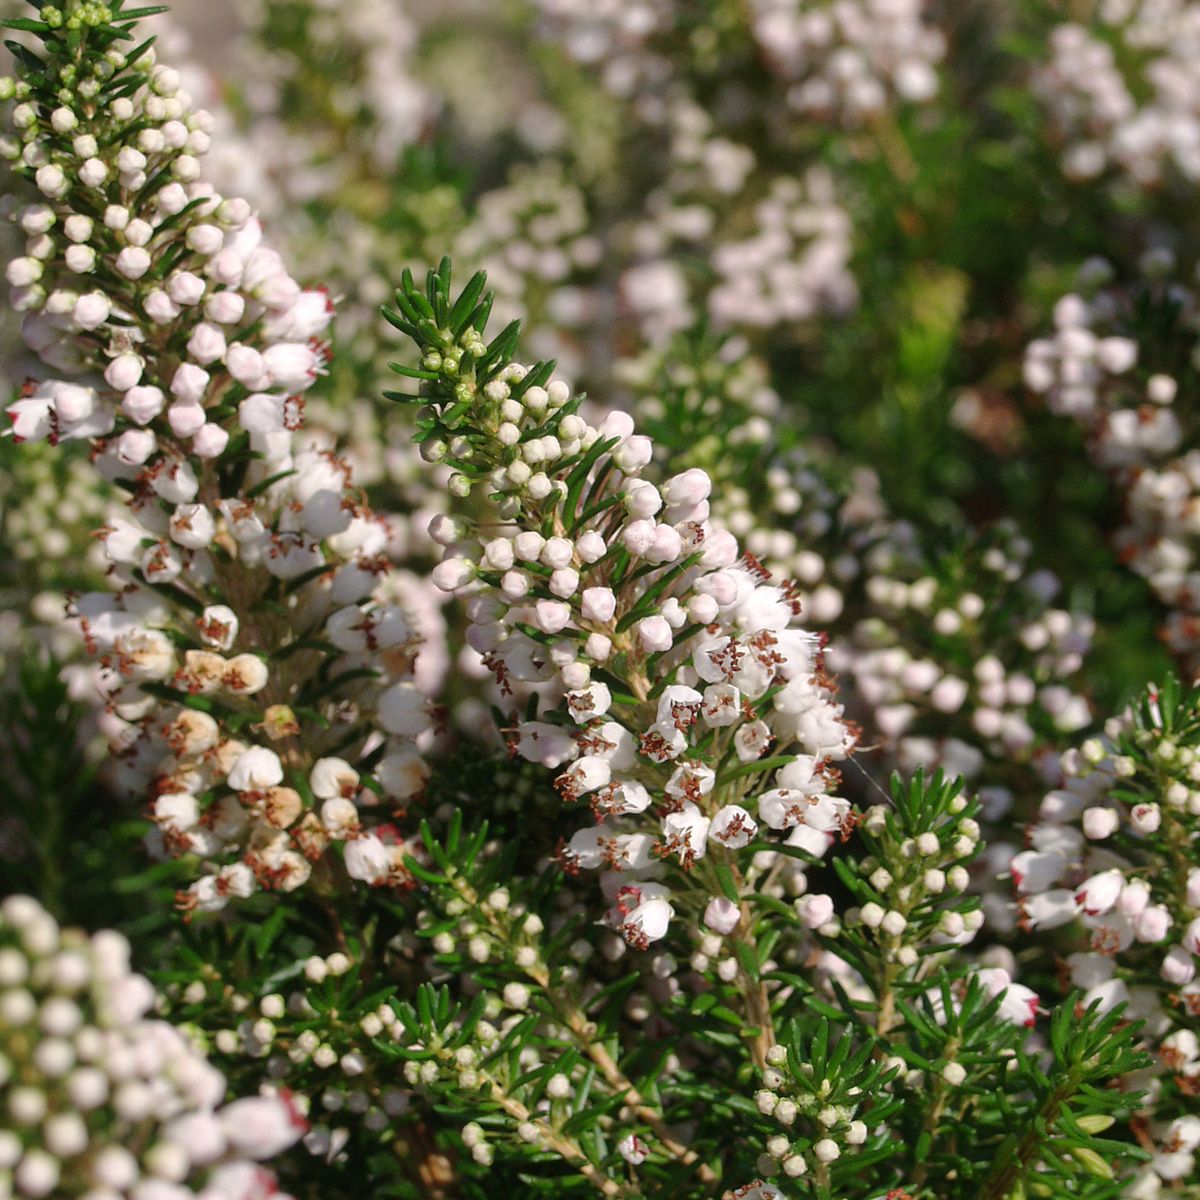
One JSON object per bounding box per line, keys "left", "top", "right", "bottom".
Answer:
{"left": 3, "top": 2, "right": 1200, "bottom": 1199}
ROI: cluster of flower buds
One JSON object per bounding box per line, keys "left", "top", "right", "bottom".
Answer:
{"left": 1024, "top": 263, "right": 1200, "bottom": 665}
{"left": 1011, "top": 678, "right": 1200, "bottom": 1192}
{"left": 827, "top": 521, "right": 1094, "bottom": 788}
{"left": 826, "top": 773, "right": 1010, "bottom": 997}
{"left": 1035, "top": 9, "right": 1200, "bottom": 186}
{"left": 752, "top": 1038, "right": 872, "bottom": 1182}
{"left": 168, "top": 948, "right": 414, "bottom": 1165}
{"left": 389, "top": 978, "right": 626, "bottom": 1180}
{"left": 792, "top": 769, "right": 1049, "bottom": 1180}
{"left": 0, "top": 895, "right": 304, "bottom": 1199}
{"left": 747, "top": 0, "right": 943, "bottom": 123}
{"left": 396, "top": 929, "right": 617, "bottom": 1171}
{"left": 388, "top": 262, "right": 856, "bottom": 949}
{"left": 623, "top": 107, "right": 858, "bottom": 344}
{"left": 533, "top": 0, "right": 943, "bottom": 126}
{"left": 0, "top": 6, "right": 433, "bottom": 910}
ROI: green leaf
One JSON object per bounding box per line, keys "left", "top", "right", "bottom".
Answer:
{"left": 713, "top": 856, "right": 740, "bottom": 904}
{"left": 719, "top": 755, "right": 796, "bottom": 784}
{"left": 448, "top": 269, "right": 489, "bottom": 334}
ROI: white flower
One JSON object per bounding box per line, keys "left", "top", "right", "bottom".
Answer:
{"left": 152, "top": 793, "right": 199, "bottom": 834}
{"left": 1074, "top": 868, "right": 1124, "bottom": 917}
{"left": 344, "top": 834, "right": 392, "bottom": 884}
{"left": 563, "top": 825, "right": 608, "bottom": 871}
{"left": 238, "top": 391, "right": 286, "bottom": 432}
{"left": 1184, "top": 917, "right": 1200, "bottom": 957}
{"left": 263, "top": 341, "right": 323, "bottom": 390}
{"left": 617, "top": 1134, "right": 649, "bottom": 1165}
{"left": 311, "top": 757, "right": 360, "bottom": 801}
{"left": 662, "top": 804, "right": 711, "bottom": 863}
{"left": 710, "top": 804, "right": 758, "bottom": 849}
{"left": 227, "top": 747, "right": 284, "bottom": 792}
{"left": 321, "top": 797, "right": 360, "bottom": 838}
{"left": 566, "top": 682, "right": 611, "bottom": 723}
{"left": 558, "top": 756, "right": 612, "bottom": 799}
{"left": 114, "top": 628, "right": 175, "bottom": 682}
{"left": 1010, "top": 849, "right": 1066, "bottom": 894}
{"left": 224, "top": 654, "right": 269, "bottom": 694}
{"left": 219, "top": 1094, "right": 307, "bottom": 1158}
{"left": 516, "top": 722, "right": 578, "bottom": 769}
{"left": 703, "top": 896, "right": 740, "bottom": 934}
{"left": 1021, "top": 889, "right": 1077, "bottom": 930}
{"left": 377, "top": 748, "right": 430, "bottom": 800}
{"left": 617, "top": 885, "right": 674, "bottom": 947}
{"left": 378, "top": 682, "right": 431, "bottom": 737}
{"left": 197, "top": 606, "right": 238, "bottom": 651}
{"left": 169, "top": 502, "right": 216, "bottom": 549}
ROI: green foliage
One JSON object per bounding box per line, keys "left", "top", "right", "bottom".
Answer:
{"left": 0, "top": 652, "right": 183, "bottom": 934}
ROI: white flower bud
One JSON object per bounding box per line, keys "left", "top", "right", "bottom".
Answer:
{"left": 115, "top": 245, "right": 151, "bottom": 279}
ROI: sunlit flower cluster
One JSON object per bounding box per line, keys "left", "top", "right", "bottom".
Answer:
{"left": 623, "top": 104, "right": 858, "bottom": 343}
{"left": 534, "top": 0, "right": 943, "bottom": 125}
{"left": 1, "top": 16, "right": 432, "bottom": 910}
{"left": 396, "top": 269, "right": 855, "bottom": 948}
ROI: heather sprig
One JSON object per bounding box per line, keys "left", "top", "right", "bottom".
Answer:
{"left": 0, "top": 0, "right": 432, "bottom": 913}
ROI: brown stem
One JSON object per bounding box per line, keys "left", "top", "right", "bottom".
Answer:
{"left": 978, "top": 1079, "right": 1075, "bottom": 1200}
{"left": 875, "top": 957, "right": 898, "bottom": 1039}
{"left": 732, "top": 899, "right": 776, "bottom": 1073}
{"left": 910, "top": 1038, "right": 958, "bottom": 1190}
{"left": 478, "top": 1071, "right": 636, "bottom": 1198}
{"left": 455, "top": 875, "right": 716, "bottom": 1187}
{"left": 543, "top": 991, "right": 718, "bottom": 1188}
